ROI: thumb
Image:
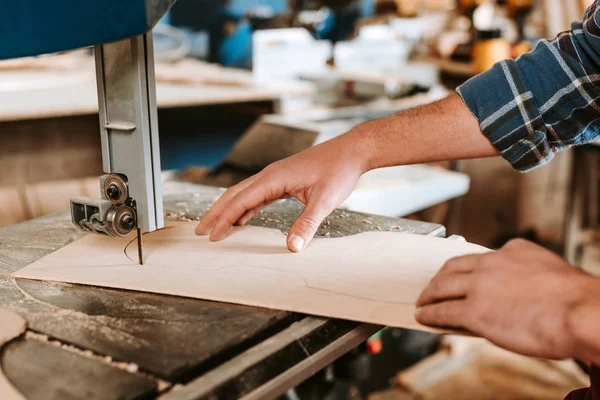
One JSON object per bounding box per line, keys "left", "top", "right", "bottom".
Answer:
{"left": 287, "top": 201, "right": 333, "bottom": 253}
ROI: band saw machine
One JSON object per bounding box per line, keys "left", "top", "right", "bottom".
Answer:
{"left": 0, "top": 3, "right": 458, "bottom": 397}
{"left": 1, "top": 1, "right": 177, "bottom": 264}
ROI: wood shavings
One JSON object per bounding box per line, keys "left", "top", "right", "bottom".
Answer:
{"left": 126, "top": 364, "right": 139, "bottom": 373}
{"left": 164, "top": 212, "right": 199, "bottom": 222}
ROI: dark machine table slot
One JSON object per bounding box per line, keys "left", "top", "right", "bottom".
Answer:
{"left": 3, "top": 338, "right": 157, "bottom": 400}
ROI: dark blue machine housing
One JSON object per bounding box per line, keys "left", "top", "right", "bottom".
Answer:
{"left": 0, "top": 0, "right": 176, "bottom": 60}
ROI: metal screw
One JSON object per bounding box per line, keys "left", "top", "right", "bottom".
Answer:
{"left": 106, "top": 184, "right": 121, "bottom": 200}
{"left": 122, "top": 215, "right": 135, "bottom": 230}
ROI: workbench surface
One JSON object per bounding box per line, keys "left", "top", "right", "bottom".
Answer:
{"left": 0, "top": 181, "right": 444, "bottom": 400}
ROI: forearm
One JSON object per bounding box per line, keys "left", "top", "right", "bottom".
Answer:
{"left": 568, "top": 279, "right": 600, "bottom": 364}
{"left": 338, "top": 93, "right": 497, "bottom": 172}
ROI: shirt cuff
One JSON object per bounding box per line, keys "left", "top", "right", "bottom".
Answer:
{"left": 456, "top": 60, "right": 555, "bottom": 172}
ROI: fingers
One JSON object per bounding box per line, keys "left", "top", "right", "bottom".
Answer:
{"left": 235, "top": 200, "right": 276, "bottom": 226}
{"left": 195, "top": 175, "right": 258, "bottom": 235}
{"left": 416, "top": 272, "right": 473, "bottom": 307}
{"left": 236, "top": 208, "right": 259, "bottom": 227}
{"left": 438, "top": 254, "right": 482, "bottom": 275}
{"left": 415, "top": 300, "right": 469, "bottom": 330}
{"left": 209, "top": 181, "right": 284, "bottom": 241}
{"left": 287, "top": 197, "right": 335, "bottom": 253}
{"left": 415, "top": 254, "right": 483, "bottom": 330}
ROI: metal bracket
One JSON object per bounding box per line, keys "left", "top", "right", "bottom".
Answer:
{"left": 95, "top": 32, "right": 163, "bottom": 233}
{"left": 71, "top": 32, "right": 164, "bottom": 236}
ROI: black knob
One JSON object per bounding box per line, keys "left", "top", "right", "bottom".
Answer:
{"left": 106, "top": 184, "right": 121, "bottom": 200}
{"left": 122, "top": 215, "right": 135, "bottom": 230}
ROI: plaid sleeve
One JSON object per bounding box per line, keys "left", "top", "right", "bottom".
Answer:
{"left": 457, "top": 1, "right": 600, "bottom": 172}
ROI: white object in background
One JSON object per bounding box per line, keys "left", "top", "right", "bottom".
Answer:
{"left": 543, "top": 0, "right": 576, "bottom": 38}
{"left": 334, "top": 25, "right": 412, "bottom": 71}
{"left": 343, "top": 165, "right": 470, "bottom": 217}
{"left": 252, "top": 28, "right": 332, "bottom": 82}
{"left": 472, "top": 1, "right": 503, "bottom": 31}
{"left": 389, "top": 12, "right": 451, "bottom": 41}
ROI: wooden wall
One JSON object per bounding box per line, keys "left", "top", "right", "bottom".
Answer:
{"left": 0, "top": 115, "right": 103, "bottom": 187}
{"left": 450, "top": 151, "right": 571, "bottom": 249}
{"left": 0, "top": 115, "right": 103, "bottom": 226}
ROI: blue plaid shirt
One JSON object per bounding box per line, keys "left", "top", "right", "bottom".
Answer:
{"left": 457, "top": 1, "right": 600, "bottom": 172}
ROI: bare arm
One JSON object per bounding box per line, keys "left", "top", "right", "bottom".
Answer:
{"left": 354, "top": 93, "right": 497, "bottom": 171}
{"left": 196, "top": 93, "right": 496, "bottom": 252}
{"left": 569, "top": 288, "right": 600, "bottom": 364}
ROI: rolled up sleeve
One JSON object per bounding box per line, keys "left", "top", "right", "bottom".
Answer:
{"left": 457, "top": 1, "right": 600, "bottom": 172}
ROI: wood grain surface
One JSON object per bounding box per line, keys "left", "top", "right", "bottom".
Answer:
{"left": 16, "top": 220, "right": 487, "bottom": 331}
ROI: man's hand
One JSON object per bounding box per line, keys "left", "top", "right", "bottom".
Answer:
{"left": 196, "top": 94, "right": 495, "bottom": 253}
{"left": 195, "top": 136, "right": 368, "bottom": 252}
{"left": 416, "top": 239, "right": 600, "bottom": 360}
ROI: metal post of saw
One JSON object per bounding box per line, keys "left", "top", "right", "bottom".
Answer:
{"left": 96, "top": 32, "right": 163, "bottom": 233}
{"left": 70, "top": 32, "right": 164, "bottom": 237}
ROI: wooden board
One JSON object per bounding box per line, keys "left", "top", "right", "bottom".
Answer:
{"left": 0, "top": 58, "right": 315, "bottom": 122}
{"left": 15, "top": 221, "right": 489, "bottom": 332}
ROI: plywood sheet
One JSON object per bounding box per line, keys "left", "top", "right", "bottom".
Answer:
{"left": 15, "top": 222, "right": 489, "bottom": 332}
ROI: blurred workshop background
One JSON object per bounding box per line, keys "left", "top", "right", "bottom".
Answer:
{"left": 0, "top": 0, "right": 598, "bottom": 399}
